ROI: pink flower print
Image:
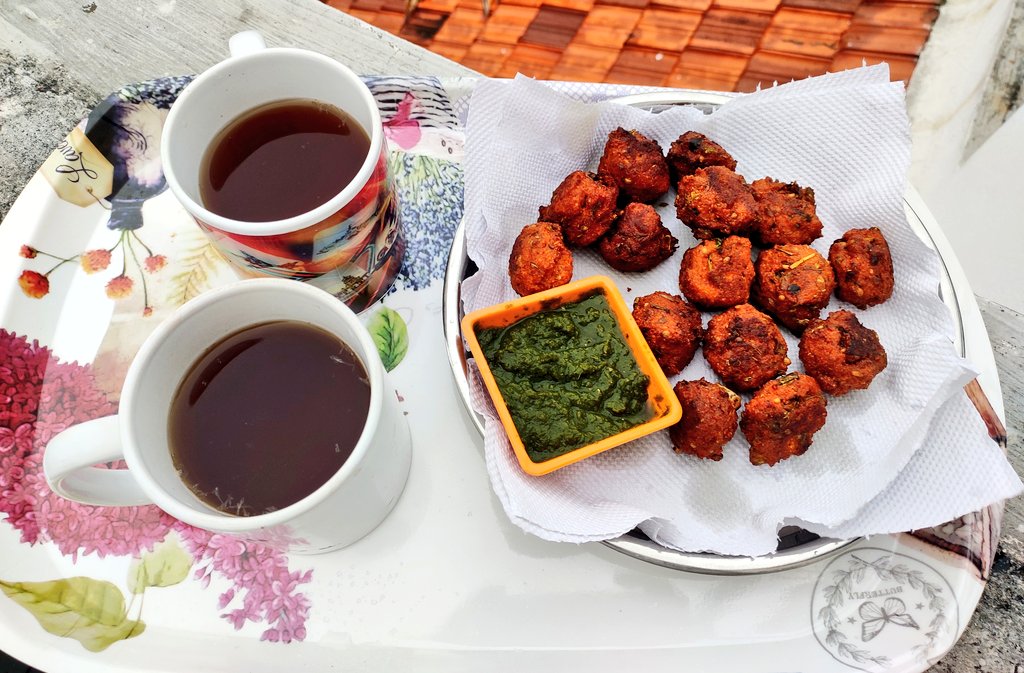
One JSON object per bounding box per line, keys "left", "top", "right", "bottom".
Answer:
{"left": 174, "top": 523, "right": 313, "bottom": 642}
{"left": 0, "top": 330, "right": 175, "bottom": 557}
{"left": 0, "top": 423, "right": 35, "bottom": 454}
{"left": 218, "top": 589, "right": 236, "bottom": 610}
{"left": 19, "top": 245, "right": 37, "bottom": 259}
{"left": 383, "top": 92, "right": 422, "bottom": 150}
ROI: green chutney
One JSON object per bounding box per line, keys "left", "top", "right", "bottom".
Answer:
{"left": 477, "top": 293, "right": 651, "bottom": 462}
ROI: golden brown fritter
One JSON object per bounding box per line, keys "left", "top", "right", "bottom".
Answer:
{"left": 538, "top": 171, "right": 619, "bottom": 247}
{"left": 740, "top": 373, "right": 827, "bottom": 466}
{"left": 508, "top": 222, "right": 573, "bottom": 296}
{"left": 678, "top": 236, "right": 755, "bottom": 309}
{"left": 753, "top": 244, "right": 836, "bottom": 333}
{"left": 828, "top": 227, "right": 895, "bottom": 308}
{"left": 675, "top": 166, "right": 759, "bottom": 240}
{"left": 799, "top": 310, "right": 887, "bottom": 396}
{"left": 597, "top": 127, "right": 671, "bottom": 203}
{"left": 666, "top": 131, "right": 737, "bottom": 184}
{"left": 598, "top": 202, "right": 678, "bottom": 272}
{"left": 669, "top": 379, "right": 740, "bottom": 461}
{"left": 632, "top": 291, "right": 705, "bottom": 377}
{"left": 703, "top": 303, "right": 790, "bottom": 392}
{"left": 751, "top": 177, "right": 823, "bottom": 246}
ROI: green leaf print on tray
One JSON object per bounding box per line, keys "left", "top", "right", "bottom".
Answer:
{"left": 0, "top": 577, "right": 145, "bottom": 652}
{"left": 0, "top": 539, "right": 192, "bottom": 652}
{"left": 368, "top": 306, "right": 409, "bottom": 372}
{"left": 128, "top": 538, "right": 193, "bottom": 594}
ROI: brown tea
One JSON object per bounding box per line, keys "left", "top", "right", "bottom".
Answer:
{"left": 168, "top": 321, "right": 371, "bottom": 516}
{"left": 199, "top": 99, "right": 371, "bottom": 222}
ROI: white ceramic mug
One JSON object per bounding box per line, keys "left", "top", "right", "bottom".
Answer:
{"left": 161, "top": 32, "right": 404, "bottom": 313}
{"left": 43, "top": 279, "right": 412, "bottom": 554}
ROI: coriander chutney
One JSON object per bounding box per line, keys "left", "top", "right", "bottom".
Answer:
{"left": 477, "top": 293, "right": 651, "bottom": 462}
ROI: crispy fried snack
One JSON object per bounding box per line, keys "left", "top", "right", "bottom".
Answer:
{"left": 669, "top": 379, "right": 740, "bottom": 461}
{"left": 678, "top": 236, "right": 755, "bottom": 309}
{"left": 703, "top": 303, "right": 790, "bottom": 392}
{"left": 598, "top": 202, "right": 678, "bottom": 272}
{"left": 597, "top": 127, "right": 671, "bottom": 203}
{"left": 828, "top": 227, "right": 895, "bottom": 308}
{"left": 632, "top": 291, "right": 704, "bottom": 377}
{"left": 675, "top": 166, "right": 759, "bottom": 240}
{"left": 538, "top": 171, "right": 619, "bottom": 247}
{"left": 753, "top": 244, "right": 835, "bottom": 333}
{"left": 751, "top": 177, "right": 823, "bottom": 246}
{"left": 740, "top": 373, "right": 827, "bottom": 466}
{"left": 799, "top": 310, "right": 887, "bottom": 396}
{"left": 508, "top": 222, "right": 573, "bottom": 296}
{"left": 666, "top": 131, "right": 737, "bottom": 184}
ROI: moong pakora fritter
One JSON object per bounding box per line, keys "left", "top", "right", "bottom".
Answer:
{"left": 598, "top": 202, "right": 678, "bottom": 272}
{"left": 598, "top": 127, "right": 671, "bottom": 203}
{"left": 669, "top": 379, "right": 740, "bottom": 461}
{"left": 678, "top": 236, "right": 755, "bottom": 309}
{"left": 632, "top": 291, "right": 705, "bottom": 377}
{"left": 508, "top": 222, "right": 573, "bottom": 297}
{"left": 751, "top": 177, "right": 823, "bottom": 246}
{"left": 753, "top": 244, "right": 836, "bottom": 333}
{"left": 740, "top": 373, "right": 828, "bottom": 466}
{"left": 666, "top": 131, "right": 737, "bottom": 184}
{"left": 703, "top": 303, "right": 790, "bottom": 392}
{"left": 676, "top": 166, "right": 760, "bottom": 240}
{"left": 799, "top": 310, "right": 888, "bottom": 396}
{"left": 538, "top": 170, "right": 619, "bottom": 247}
{"left": 829, "top": 227, "right": 895, "bottom": 309}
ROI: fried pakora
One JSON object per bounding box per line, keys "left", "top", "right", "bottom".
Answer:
{"left": 740, "top": 373, "right": 827, "bottom": 466}
{"left": 751, "top": 177, "right": 823, "bottom": 246}
{"left": 669, "top": 379, "right": 740, "bottom": 461}
{"left": 703, "top": 303, "right": 790, "bottom": 392}
{"left": 828, "top": 227, "right": 895, "bottom": 308}
{"left": 753, "top": 244, "right": 835, "bottom": 333}
{"left": 597, "top": 127, "right": 671, "bottom": 203}
{"left": 666, "top": 131, "right": 737, "bottom": 184}
{"left": 675, "top": 166, "right": 759, "bottom": 240}
{"left": 632, "top": 291, "right": 704, "bottom": 377}
{"left": 799, "top": 310, "right": 887, "bottom": 396}
{"left": 598, "top": 202, "right": 678, "bottom": 272}
{"left": 678, "top": 236, "right": 755, "bottom": 309}
{"left": 538, "top": 171, "right": 619, "bottom": 247}
{"left": 508, "top": 222, "right": 573, "bottom": 296}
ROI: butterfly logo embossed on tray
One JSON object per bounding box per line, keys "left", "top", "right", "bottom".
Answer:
{"left": 858, "top": 597, "right": 920, "bottom": 642}
{"left": 811, "top": 548, "right": 959, "bottom": 671}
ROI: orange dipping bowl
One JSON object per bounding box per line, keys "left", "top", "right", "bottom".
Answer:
{"left": 461, "top": 276, "right": 682, "bottom": 476}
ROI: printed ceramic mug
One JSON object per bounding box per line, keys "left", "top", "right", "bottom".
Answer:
{"left": 161, "top": 32, "right": 404, "bottom": 313}
{"left": 42, "top": 279, "right": 412, "bottom": 554}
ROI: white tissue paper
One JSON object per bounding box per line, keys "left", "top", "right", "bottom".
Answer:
{"left": 461, "top": 66, "right": 1023, "bottom": 556}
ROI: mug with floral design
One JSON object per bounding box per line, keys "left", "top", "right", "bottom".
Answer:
{"left": 161, "top": 32, "right": 404, "bottom": 312}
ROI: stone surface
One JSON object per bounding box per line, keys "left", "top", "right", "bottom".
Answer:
{"left": 0, "top": 51, "right": 94, "bottom": 218}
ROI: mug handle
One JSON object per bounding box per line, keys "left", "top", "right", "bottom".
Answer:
{"left": 228, "top": 31, "right": 267, "bottom": 57}
{"left": 43, "top": 416, "right": 152, "bottom": 507}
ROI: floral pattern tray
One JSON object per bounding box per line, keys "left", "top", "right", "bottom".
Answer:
{"left": 0, "top": 75, "right": 1008, "bottom": 673}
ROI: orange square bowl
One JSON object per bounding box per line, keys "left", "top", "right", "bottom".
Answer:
{"left": 461, "top": 275, "right": 682, "bottom": 476}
